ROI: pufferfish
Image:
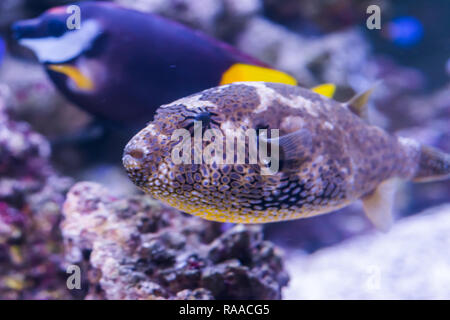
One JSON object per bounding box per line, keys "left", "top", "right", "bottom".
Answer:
{"left": 123, "top": 82, "right": 449, "bottom": 231}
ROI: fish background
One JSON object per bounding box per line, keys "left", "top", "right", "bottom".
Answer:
{"left": 0, "top": 0, "right": 449, "bottom": 299}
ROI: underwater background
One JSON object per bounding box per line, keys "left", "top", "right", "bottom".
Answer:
{"left": 0, "top": 0, "right": 449, "bottom": 299}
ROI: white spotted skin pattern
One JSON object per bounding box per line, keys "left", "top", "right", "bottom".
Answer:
{"left": 123, "top": 82, "right": 420, "bottom": 223}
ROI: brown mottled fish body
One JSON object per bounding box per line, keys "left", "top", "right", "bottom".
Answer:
{"left": 123, "top": 82, "right": 449, "bottom": 227}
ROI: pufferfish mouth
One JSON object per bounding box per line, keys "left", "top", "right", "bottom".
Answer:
{"left": 122, "top": 121, "right": 169, "bottom": 175}
{"left": 123, "top": 144, "right": 146, "bottom": 171}
{"left": 122, "top": 153, "right": 141, "bottom": 171}
{"left": 122, "top": 143, "right": 148, "bottom": 189}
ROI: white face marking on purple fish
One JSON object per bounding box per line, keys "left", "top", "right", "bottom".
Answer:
{"left": 18, "top": 19, "right": 101, "bottom": 63}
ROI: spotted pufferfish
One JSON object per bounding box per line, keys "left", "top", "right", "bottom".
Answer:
{"left": 123, "top": 82, "right": 449, "bottom": 231}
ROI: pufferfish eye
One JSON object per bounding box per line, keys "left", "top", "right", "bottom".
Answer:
{"left": 194, "top": 111, "right": 211, "bottom": 126}
{"left": 47, "top": 19, "right": 67, "bottom": 37}
{"left": 181, "top": 109, "right": 219, "bottom": 132}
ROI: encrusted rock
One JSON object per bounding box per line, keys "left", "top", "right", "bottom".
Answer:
{"left": 62, "top": 182, "right": 289, "bottom": 300}
{"left": 0, "top": 91, "right": 73, "bottom": 299}
{"left": 236, "top": 17, "right": 372, "bottom": 88}
{"left": 115, "top": 0, "right": 261, "bottom": 39}
{"left": 0, "top": 55, "right": 90, "bottom": 138}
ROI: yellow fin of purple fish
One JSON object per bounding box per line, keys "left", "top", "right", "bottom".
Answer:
{"left": 362, "top": 178, "right": 398, "bottom": 232}
{"left": 220, "top": 63, "right": 298, "bottom": 86}
{"left": 311, "top": 83, "right": 336, "bottom": 98}
{"left": 48, "top": 64, "right": 94, "bottom": 90}
{"left": 221, "top": 63, "right": 336, "bottom": 98}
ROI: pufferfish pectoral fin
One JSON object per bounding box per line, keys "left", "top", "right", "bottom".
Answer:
{"left": 362, "top": 178, "right": 399, "bottom": 232}
{"left": 264, "top": 128, "right": 313, "bottom": 162}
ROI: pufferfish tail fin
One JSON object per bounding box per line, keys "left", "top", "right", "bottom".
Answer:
{"left": 413, "top": 145, "right": 450, "bottom": 183}
{"left": 362, "top": 142, "right": 450, "bottom": 232}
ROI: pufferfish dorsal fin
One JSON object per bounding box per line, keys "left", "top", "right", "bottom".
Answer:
{"left": 263, "top": 128, "right": 313, "bottom": 161}
{"left": 311, "top": 83, "right": 336, "bottom": 98}
{"left": 345, "top": 83, "right": 380, "bottom": 122}
{"left": 362, "top": 178, "right": 399, "bottom": 232}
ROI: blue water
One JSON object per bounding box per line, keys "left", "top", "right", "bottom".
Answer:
{"left": 0, "top": 37, "right": 5, "bottom": 66}
{"left": 388, "top": 16, "right": 424, "bottom": 47}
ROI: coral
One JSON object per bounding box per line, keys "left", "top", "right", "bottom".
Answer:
{"left": 262, "top": 0, "right": 389, "bottom": 32}
{"left": 62, "top": 182, "right": 289, "bottom": 300}
{"left": 0, "top": 55, "right": 90, "bottom": 138}
{"left": 115, "top": 0, "right": 261, "bottom": 39}
{"left": 0, "top": 0, "right": 25, "bottom": 30}
{"left": 236, "top": 17, "right": 373, "bottom": 88}
{"left": 0, "top": 89, "right": 73, "bottom": 299}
